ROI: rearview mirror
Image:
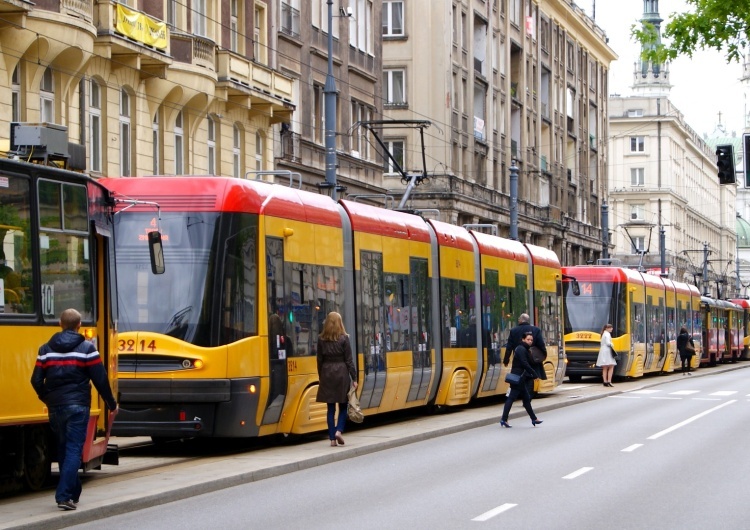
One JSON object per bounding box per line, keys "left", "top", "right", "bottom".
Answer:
{"left": 148, "top": 231, "right": 165, "bottom": 274}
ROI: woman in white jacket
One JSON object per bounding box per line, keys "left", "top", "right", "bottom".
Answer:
{"left": 596, "top": 323, "right": 617, "bottom": 387}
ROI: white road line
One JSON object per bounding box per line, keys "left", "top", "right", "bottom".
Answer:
{"left": 562, "top": 467, "right": 593, "bottom": 480}
{"left": 628, "top": 389, "right": 661, "bottom": 394}
{"left": 670, "top": 390, "right": 700, "bottom": 395}
{"left": 709, "top": 391, "right": 737, "bottom": 396}
{"left": 472, "top": 503, "right": 517, "bottom": 522}
{"left": 648, "top": 400, "right": 737, "bottom": 440}
{"left": 560, "top": 385, "right": 587, "bottom": 391}
{"left": 622, "top": 444, "right": 643, "bottom": 452}
{"left": 651, "top": 397, "right": 681, "bottom": 400}
{"left": 693, "top": 398, "right": 721, "bottom": 401}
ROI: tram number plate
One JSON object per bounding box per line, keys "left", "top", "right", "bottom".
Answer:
{"left": 118, "top": 339, "right": 157, "bottom": 352}
{"left": 41, "top": 284, "right": 55, "bottom": 316}
{"left": 575, "top": 332, "right": 593, "bottom": 339}
{"left": 287, "top": 359, "right": 298, "bottom": 373}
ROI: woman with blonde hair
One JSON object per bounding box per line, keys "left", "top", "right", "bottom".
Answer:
{"left": 316, "top": 312, "right": 358, "bottom": 446}
{"left": 596, "top": 323, "right": 617, "bottom": 387}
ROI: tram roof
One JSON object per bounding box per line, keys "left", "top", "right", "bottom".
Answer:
{"left": 561, "top": 266, "right": 645, "bottom": 284}
{"left": 470, "top": 232, "right": 528, "bottom": 263}
{"left": 730, "top": 298, "right": 750, "bottom": 308}
{"left": 101, "top": 176, "right": 342, "bottom": 227}
{"left": 427, "top": 219, "right": 475, "bottom": 252}
{"left": 339, "top": 200, "right": 431, "bottom": 242}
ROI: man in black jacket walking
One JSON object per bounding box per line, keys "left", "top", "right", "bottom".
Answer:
{"left": 503, "top": 313, "right": 547, "bottom": 382}
{"left": 30, "top": 308, "right": 118, "bottom": 511}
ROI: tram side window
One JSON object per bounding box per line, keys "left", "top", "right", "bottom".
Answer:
{"left": 483, "top": 270, "right": 502, "bottom": 362}
{"left": 534, "top": 290, "right": 559, "bottom": 348}
{"left": 0, "top": 175, "right": 34, "bottom": 315}
{"left": 631, "top": 301, "right": 645, "bottom": 343}
{"left": 220, "top": 215, "right": 258, "bottom": 343}
{"left": 384, "top": 272, "right": 408, "bottom": 352}
{"left": 441, "top": 278, "right": 476, "bottom": 347}
{"left": 409, "top": 258, "right": 430, "bottom": 364}
{"left": 38, "top": 180, "right": 92, "bottom": 322}
{"left": 358, "top": 251, "right": 386, "bottom": 372}
{"left": 287, "top": 263, "right": 317, "bottom": 357}
{"left": 312, "top": 265, "right": 345, "bottom": 350}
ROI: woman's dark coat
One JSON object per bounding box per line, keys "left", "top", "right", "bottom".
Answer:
{"left": 676, "top": 331, "right": 695, "bottom": 361}
{"left": 316, "top": 335, "right": 357, "bottom": 403}
{"left": 509, "top": 343, "right": 538, "bottom": 385}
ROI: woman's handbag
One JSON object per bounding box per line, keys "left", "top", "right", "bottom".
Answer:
{"left": 347, "top": 387, "right": 364, "bottom": 423}
{"left": 505, "top": 372, "right": 522, "bottom": 385}
{"left": 685, "top": 342, "right": 696, "bottom": 355}
{"left": 610, "top": 346, "right": 619, "bottom": 361}
{"left": 530, "top": 346, "right": 546, "bottom": 364}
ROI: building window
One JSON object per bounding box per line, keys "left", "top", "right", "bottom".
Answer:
{"left": 630, "top": 204, "right": 645, "bottom": 221}
{"left": 207, "top": 116, "right": 216, "bottom": 175}
{"left": 230, "top": 0, "right": 239, "bottom": 51}
{"left": 510, "top": 0, "right": 520, "bottom": 26}
{"left": 383, "top": 69, "right": 406, "bottom": 105}
{"left": 349, "top": 0, "right": 373, "bottom": 53}
{"left": 89, "top": 80, "right": 102, "bottom": 172}
{"left": 630, "top": 136, "right": 645, "bottom": 152}
{"left": 254, "top": 5, "right": 267, "bottom": 64}
{"left": 350, "top": 102, "right": 372, "bottom": 159}
{"left": 632, "top": 236, "right": 646, "bottom": 254}
{"left": 281, "top": 0, "right": 300, "bottom": 38}
{"left": 384, "top": 139, "right": 405, "bottom": 175}
{"left": 233, "top": 125, "right": 242, "bottom": 178}
{"left": 313, "top": 84, "right": 324, "bottom": 144}
{"left": 255, "top": 131, "right": 264, "bottom": 171}
{"left": 382, "top": 1, "right": 403, "bottom": 37}
{"left": 174, "top": 111, "right": 184, "bottom": 175}
{"left": 628, "top": 109, "right": 643, "bottom": 118}
{"left": 119, "top": 89, "right": 131, "bottom": 176}
{"left": 152, "top": 110, "right": 161, "bottom": 175}
{"left": 194, "top": 0, "right": 206, "bottom": 36}
{"left": 167, "top": 0, "right": 178, "bottom": 28}
{"left": 11, "top": 65, "right": 21, "bottom": 122}
{"left": 631, "top": 167, "right": 645, "bottom": 186}
{"left": 40, "top": 67, "right": 54, "bottom": 123}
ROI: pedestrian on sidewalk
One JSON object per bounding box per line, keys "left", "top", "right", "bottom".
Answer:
{"left": 316, "top": 312, "right": 358, "bottom": 447}
{"left": 597, "top": 323, "right": 617, "bottom": 387}
{"left": 503, "top": 313, "right": 547, "bottom": 384}
{"left": 500, "top": 331, "right": 542, "bottom": 428}
{"left": 676, "top": 326, "right": 695, "bottom": 375}
{"left": 30, "top": 308, "right": 118, "bottom": 511}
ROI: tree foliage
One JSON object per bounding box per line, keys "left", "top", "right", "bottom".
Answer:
{"left": 632, "top": 0, "right": 750, "bottom": 64}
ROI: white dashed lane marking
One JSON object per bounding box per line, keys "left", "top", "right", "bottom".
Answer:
{"left": 562, "top": 467, "right": 593, "bottom": 480}
{"left": 709, "top": 391, "right": 737, "bottom": 396}
{"left": 472, "top": 503, "right": 517, "bottom": 522}
{"left": 670, "top": 390, "right": 700, "bottom": 395}
{"left": 622, "top": 444, "right": 643, "bottom": 452}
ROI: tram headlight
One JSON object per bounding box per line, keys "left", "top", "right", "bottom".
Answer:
{"left": 193, "top": 359, "right": 204, "bottom": 369}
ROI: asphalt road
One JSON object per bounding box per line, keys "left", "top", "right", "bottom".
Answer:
{"left": 63, "top": 368, "right": 750, "bottom": 530}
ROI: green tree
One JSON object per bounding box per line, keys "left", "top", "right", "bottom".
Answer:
{"left": 633, "top": 1, "right": 750, "bottom": 64}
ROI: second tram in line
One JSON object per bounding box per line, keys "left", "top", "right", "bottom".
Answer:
{"left": 562, "top": 265, "right": 747, "bottom": 380}
{"left": 103, "top": 176, "right": 566, "bottom": 439}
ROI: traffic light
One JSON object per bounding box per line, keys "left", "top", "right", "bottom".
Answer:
{"left": 716, "top": 144, "right": 736, "bottom": 185}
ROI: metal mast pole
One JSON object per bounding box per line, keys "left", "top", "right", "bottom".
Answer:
{"left": 324, "top": 0, "right": 338, "bottom": 200}
{"left": 509, "top": 161, "right": 519, "bottom": 240}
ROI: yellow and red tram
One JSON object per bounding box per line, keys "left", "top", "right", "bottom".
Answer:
{"left": 0, "top": 159, "right": 119, "bottom": 491}
{"left": 562, "top": 266, "right": 702, "bottom": 380}
{"left": 102, "top": 176, "right": 564, "bottom": 439}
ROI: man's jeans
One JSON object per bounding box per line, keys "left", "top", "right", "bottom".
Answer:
{"left": 48, "top": 405, "right": 88, "bottom": 503}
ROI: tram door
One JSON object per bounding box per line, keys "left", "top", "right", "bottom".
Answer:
{"left": 406, "top": 258, "right": 432, "bottom": 401}
{"left": 263, "top": 238, "right": 289, "bottom": 425}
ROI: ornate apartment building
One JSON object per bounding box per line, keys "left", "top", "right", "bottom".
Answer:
{"left": 380, "top": 0, "right": 616, "bottom": 264}
{"left": 0, "top": 0, "right": 295, "bottom": 178}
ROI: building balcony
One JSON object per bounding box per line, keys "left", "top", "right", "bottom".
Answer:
{"left": 280, "top": 2, "right": 300, "bottom": 39}
{"left": 94, "top": 1, "right": 171, "bottom": 75}
{"left": 216, "top": 50, "right": 295, "bottom": 123}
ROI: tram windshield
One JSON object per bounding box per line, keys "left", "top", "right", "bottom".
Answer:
{"left": 114, "top": 211, "right": 219, "bottom": 345}
{"left": 563, "top": 281, "right": 626, "bottom": 337}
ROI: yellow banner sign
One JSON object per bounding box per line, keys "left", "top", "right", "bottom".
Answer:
{"left": 115, "top": 4, "right": 168, "bottom": 50}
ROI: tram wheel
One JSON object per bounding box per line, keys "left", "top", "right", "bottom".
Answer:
{"left": 568, "top": 375, "right": 582, "bottom": 383}
{"left": 23, "top": 426, "right": 51, "bottom": 491}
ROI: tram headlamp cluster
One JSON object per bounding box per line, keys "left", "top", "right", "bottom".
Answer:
{"left": 181, "top": 359, "right": 204, "bottom": 369}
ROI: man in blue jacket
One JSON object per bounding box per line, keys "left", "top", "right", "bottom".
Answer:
{"left": 30, "top": 308, "right": 118, "bottom": 511}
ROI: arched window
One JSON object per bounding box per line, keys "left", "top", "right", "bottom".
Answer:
{"left": 11, "top": 65, "right": 21, "bottom": 122}
{"left": 40, "top": 67, "right": 54, "bottom": 123}
{"left": 207, "top": 117, "right": 216, "bottom": 175}
{"left": 89, "top": 80, "right": 102, "bottom": 172}
{"left": 174, "top": 110, "right": 184, "bottom": 174}
{"left": 233, "top": 125, "right": 242, "bottom": 178}
{"left": 255, "top": 131, "right": 264, "bottom": 171}
{"left": 119, "top": 89, "right": 131, "bottom": 176}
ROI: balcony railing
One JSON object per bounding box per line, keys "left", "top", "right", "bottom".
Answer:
{"left": 62, "top": 0, "right": 92, "bottom": 21}
{"left": 216, "top": 50, "right": 294, "bottom": 104}
{"left": 279, "top": 130, "right": 300, "bottom": 163}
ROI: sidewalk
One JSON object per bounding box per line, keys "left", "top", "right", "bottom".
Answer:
{"left": 1, "top": 365, "right": 744, "bottom": 530}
